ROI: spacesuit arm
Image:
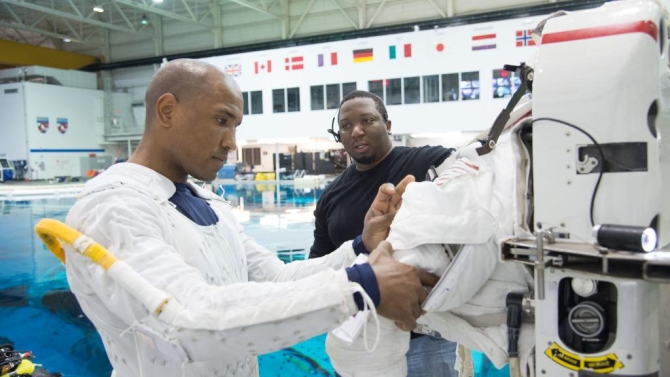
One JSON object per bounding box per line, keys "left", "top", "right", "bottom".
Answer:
{"left": 227, "top": 203, "right": 359, "bottom": 282}
{"left": 65, "top": 190, "right": 360, "bottom": 361}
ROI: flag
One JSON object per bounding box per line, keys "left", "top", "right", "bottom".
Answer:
{"left": 516, "top": 30, "right": 536, "bottom": 47}
{"left": 472, "top": 33, "right": 496, "bottom": 51}
{"left": 428, "top": 31, "right": 449, "bottom": 56}
{"left": 353, "top": 48, "right": 373, "bottom": 63}
{"left": 389, "top": 44, "right": 412, "bottom": 59}
{"left": 254, "top": 60, "right": 272, "bottom": 74}
{"left": 318, "top": 52, "right": 338, "bottom": 67}
{"left": 225, "top": 63, "right": 242, "bottom": 77}
{"left": 285, "top": 56, "right": 304, "bottom": 70}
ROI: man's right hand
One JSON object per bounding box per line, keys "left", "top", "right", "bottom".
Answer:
{"left": 368, "top": 241, "right": 439, "bottom": 331}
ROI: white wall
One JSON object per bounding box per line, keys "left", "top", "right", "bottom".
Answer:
{"left": 197, "top": 14, "right": 540, "bottom": 141}
{"left": 0, "top": 83, "right": 28, "bottom": 160}
{"left": 24, "top": 83, "right": 106, "bottom": 179}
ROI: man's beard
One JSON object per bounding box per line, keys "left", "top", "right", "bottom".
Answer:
{"left": 352, "top": 154, "right": 375, "bottom": 165}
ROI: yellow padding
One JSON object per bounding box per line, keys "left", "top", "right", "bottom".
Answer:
{"left": 0, "top": 359, "right": 35, "bottom": 377}
{"left": 35, "top": 219, "right": 118, "bottom": 271}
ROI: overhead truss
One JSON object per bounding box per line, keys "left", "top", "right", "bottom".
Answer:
{"left": 0, "top": 0, "right": 458, "bottom": 62}
{"left": 0, "top": 0, "right": 214, "bottom": 49}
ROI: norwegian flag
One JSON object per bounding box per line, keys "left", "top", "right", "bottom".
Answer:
{"left": 225, "top": 64, "right": 241, "bottom": 77}
{"left": 285, "top": 56, "right": 304, "bottom": 70}
{"left": 516, "top": 30, "right": 536, "bottom": 47}
{"left": 254, "top": 60, "right": 272, "bottom": 74}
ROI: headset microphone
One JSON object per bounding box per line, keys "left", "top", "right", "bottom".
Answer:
{"left": 328, "top": 116, "right": 342, "bottom": 143}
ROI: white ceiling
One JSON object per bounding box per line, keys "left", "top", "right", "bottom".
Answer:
{"left": 0, "top": 0, "right": 589, "bottom": 64}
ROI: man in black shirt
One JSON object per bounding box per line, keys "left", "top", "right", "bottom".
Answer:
{"left": 309, "top": 90, "right": 457, "bottom": 376}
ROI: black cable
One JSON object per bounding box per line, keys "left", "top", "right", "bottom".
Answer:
{"left": 530, "top": 117, "right": 606, "bottom": 226}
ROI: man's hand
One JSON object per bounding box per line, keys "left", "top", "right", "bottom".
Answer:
{"left": 368, "top": 241, "right": 440, "bottom": 331}
{"left": 362, "top": 174, "right": 415, "bottom": 252}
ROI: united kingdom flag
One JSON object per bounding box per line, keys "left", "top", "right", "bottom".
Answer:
{"left": 225, "top": 63, "right": 241, "bottom": 77}
{"left": 516, "top": 29, "right": 536, "bottom": 47}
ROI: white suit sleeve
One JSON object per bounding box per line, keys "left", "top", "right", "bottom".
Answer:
{"left": 218, "top": 204, "right": 359, "bottom": 283}
{"left": 65, "top": 189, "right": 360, "bottom": 361}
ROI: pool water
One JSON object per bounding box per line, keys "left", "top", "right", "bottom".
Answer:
{"left": 0, "top": 182, "right": 334, "bottom": 377}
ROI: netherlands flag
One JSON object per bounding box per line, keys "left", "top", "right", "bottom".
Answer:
{"left": 472, "top": 33, "right": 496, "bottom": 51}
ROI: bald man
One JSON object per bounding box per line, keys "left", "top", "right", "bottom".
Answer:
{"left": 64, "top": 59, "right": 436, "bottom": 377}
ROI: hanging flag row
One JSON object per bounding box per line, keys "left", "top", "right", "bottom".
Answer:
{"left": 223, "top": 30, "right": 535, "bottom": 76}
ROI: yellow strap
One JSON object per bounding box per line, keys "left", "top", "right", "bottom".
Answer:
{"left": 35, "top": 219, "right": 118, "bottom": 271}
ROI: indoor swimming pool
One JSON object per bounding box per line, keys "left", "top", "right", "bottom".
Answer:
{"left": 0, "top": 182, "right": 333, "bottom": 376}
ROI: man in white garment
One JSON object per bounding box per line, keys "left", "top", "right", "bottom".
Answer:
{"left": 64, "top": 59, "right": 437, "bottom": 377}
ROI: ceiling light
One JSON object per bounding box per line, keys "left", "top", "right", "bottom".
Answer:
{"left": 63, "top": 38, "right": 71, "bottom": 42}
{"left": 152, "top": 0, "right": 164, "bottom": 3}
{"left": 140, "top": 14, "right": 149, "bottom": 25}
{"left": 93, "top": 6, "right": 104, "bottom": 13}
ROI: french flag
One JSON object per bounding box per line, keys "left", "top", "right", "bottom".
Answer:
{"left": 318, "top": 52, "right": 338, "bottom": 67}
{"left": 472, "top": 33, "right": 496, "bottom": 51}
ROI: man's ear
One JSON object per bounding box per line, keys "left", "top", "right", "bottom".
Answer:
{"left": 386, "top": 120, "right": 392, "bottom": 134}
{"left": 156, "top": 93, "right": 177, "bottom": 128}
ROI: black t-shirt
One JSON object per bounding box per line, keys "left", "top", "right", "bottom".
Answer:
{"left": 309, "top": 146, "right": 453, "bottom": 258}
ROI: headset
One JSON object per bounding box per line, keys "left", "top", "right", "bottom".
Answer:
{"left": 327, "top": 115, "right": 342, "bottom": 143}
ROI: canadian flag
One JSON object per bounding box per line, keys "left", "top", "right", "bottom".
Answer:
{"left": 254, "top": 60, "right": 272, "bottom": 74}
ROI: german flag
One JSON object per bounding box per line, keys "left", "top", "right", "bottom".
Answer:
{"left": 353, "top": 48, "right": 373, "bottom": 63}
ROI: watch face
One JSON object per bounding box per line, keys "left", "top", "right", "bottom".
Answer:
{"left": 571, "top": 278, "right": 597, "bottom": 297}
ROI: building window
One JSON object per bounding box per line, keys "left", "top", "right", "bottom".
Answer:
{"left": 342, "top": 82, "right": 357, "bottom": 97}
{"left": 243, "top": 91, "right": 263, "bottom": 115}
{"left": 326, "top": 84, "right": 340, "bottom": 109}
{"left": 273, "top": 89, "right": 285, "bottom": 113}
{"left": 242, "top": 147, "right": 262, "bottom": 166}
{"left": 250, "top": 91, "right": 263, "bottom": 114}
{"left": 311, "top": 82, "right": 358, "bottom": 111}
{"left": 492, "top": 69, "right": 523, "bottom": 99}
{"left": 460, "top": 71, "right": 480, "bottom": 101}
{"left": 311, "top": 85, "right": 324, "bottom": 110}
{"left": 242, "top": 92, "right": 250, "bottom": 115}
{"left": 287, "top": 87, "right": 300, "bottom": 112}
{"left": 404, "top": 76, "right": 420, "bottom": 104}
{"left": 368, "top": 80, "right": 384, "bottom": 101}
{"left": 386, "top": 78, "right": 402, "bottom": 105}
{"left": 423, "top": 75, "right": 439, "bottom": 103}
{"left": 441, "top": 73, "right": 459, "bottom": 101}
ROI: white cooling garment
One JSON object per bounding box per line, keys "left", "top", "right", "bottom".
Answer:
{"left": 65, "top": 162, "right": 366, "bottom": 377}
